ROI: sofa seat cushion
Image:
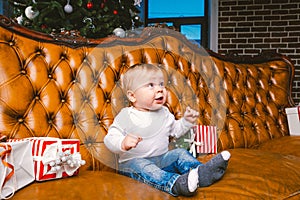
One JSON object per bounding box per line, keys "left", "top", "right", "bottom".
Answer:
{"left": 11, "top": 171, "right": 174, "bottom": 200}
{"left": 195, "top": 148, "right": 300, "bottom": 200}
{"left": 257, "top": 135, "right": 300, "bottom": 157}
{"left": 11, "top": 148, "right": 300, "bottom": 200}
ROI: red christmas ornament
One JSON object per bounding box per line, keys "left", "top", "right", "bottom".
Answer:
{"left": 41, "top": 24, "right": 47, "bottom": 29}
{"left": 87, "top": 1, "right": 93, "bottom": 9}
{"left": 113, "top": 10, "right": 118, "bottom": 15}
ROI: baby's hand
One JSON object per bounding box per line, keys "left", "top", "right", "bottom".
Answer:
{"left": 184, "top": 106, "right": 199, "bottom": 124}
{"left": 121, "top": 133, "right": 143, "bottom": 151}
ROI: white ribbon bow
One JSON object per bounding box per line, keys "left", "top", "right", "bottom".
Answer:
{"left": 41, "top": 142, "right": 85, "bottom": 177}
{"left": 184, "top": 129, "right": 203, "bottom": 158}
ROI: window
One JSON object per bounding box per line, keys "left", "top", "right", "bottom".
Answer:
{"left": 144, "top": 0, "right": 209, "bottom": 48}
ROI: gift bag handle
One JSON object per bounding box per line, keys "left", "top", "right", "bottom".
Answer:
{"left": 1, "top": 185, "right": 15, "bottom": 199}
{"left": 0, "top": 144, "right": 16, "bottom": 199}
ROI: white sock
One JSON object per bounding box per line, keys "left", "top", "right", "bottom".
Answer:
{"left": 221, "top": 151, "right": 231, "bottom": 161}
{"left": 188, "top": 167, "right": 199, "bottom": 192}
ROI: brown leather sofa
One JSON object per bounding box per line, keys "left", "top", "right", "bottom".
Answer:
{"left": 0, "top": 15, "right": 300, "bottom": 199}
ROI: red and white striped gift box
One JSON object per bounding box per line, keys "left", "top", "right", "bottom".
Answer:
{"left": 193, "top": 125, "right": 218, "bottom": 154}
{"left": 8, "top": 137, "right": 82, "bottom": 181}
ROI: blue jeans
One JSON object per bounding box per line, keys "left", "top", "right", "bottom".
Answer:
{"left": 118, "top": 148, "right": 202, "bottom": 196}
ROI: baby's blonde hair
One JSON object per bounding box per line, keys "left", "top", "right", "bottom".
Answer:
{"left": 122, "top": 64, "right": 164, "bottom": 92}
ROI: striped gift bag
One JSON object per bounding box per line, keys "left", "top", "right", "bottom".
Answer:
{"left": 193, "top": 125, "right": 218, "bottom": 154}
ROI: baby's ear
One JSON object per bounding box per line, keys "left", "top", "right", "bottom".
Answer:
{"left": 127, "top": 90, "right": 136, "bottom": 103}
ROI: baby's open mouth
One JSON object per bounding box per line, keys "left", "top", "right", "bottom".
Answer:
{"left": 155, "top": 96, "right": 163, "bottom": 101}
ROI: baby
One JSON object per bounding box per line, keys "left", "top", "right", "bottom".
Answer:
{"left": 104, "top": 64, "right": 230, "bottom": 196}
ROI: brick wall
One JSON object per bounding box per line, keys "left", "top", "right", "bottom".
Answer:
{"left": 218, "top": 0, "right": 300, "bottom": 104}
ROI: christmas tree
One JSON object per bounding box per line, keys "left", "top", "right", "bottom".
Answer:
{"left": 8, "top": 0, "right": 143, "bottom": 39}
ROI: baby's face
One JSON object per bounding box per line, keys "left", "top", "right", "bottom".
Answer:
{"left": 131, "top": 71, "right": 167, "bottom": 111}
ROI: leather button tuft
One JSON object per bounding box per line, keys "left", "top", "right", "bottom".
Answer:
{"left": 18, "top": 118, "right": 24, "bottom": 123}
{"left": 239, "top": 124, "right": 244, "bottom": 130}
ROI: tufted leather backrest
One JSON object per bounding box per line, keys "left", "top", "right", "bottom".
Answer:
{"left": 0, "top": 16, "right": 295, "bottom": 171}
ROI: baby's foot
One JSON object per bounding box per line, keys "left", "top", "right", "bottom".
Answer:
{"left": 172, "top": 167, "right": 199, "bottom": 196}
{"left": 198, "top": 150, "right": 231, "bottom": 187}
